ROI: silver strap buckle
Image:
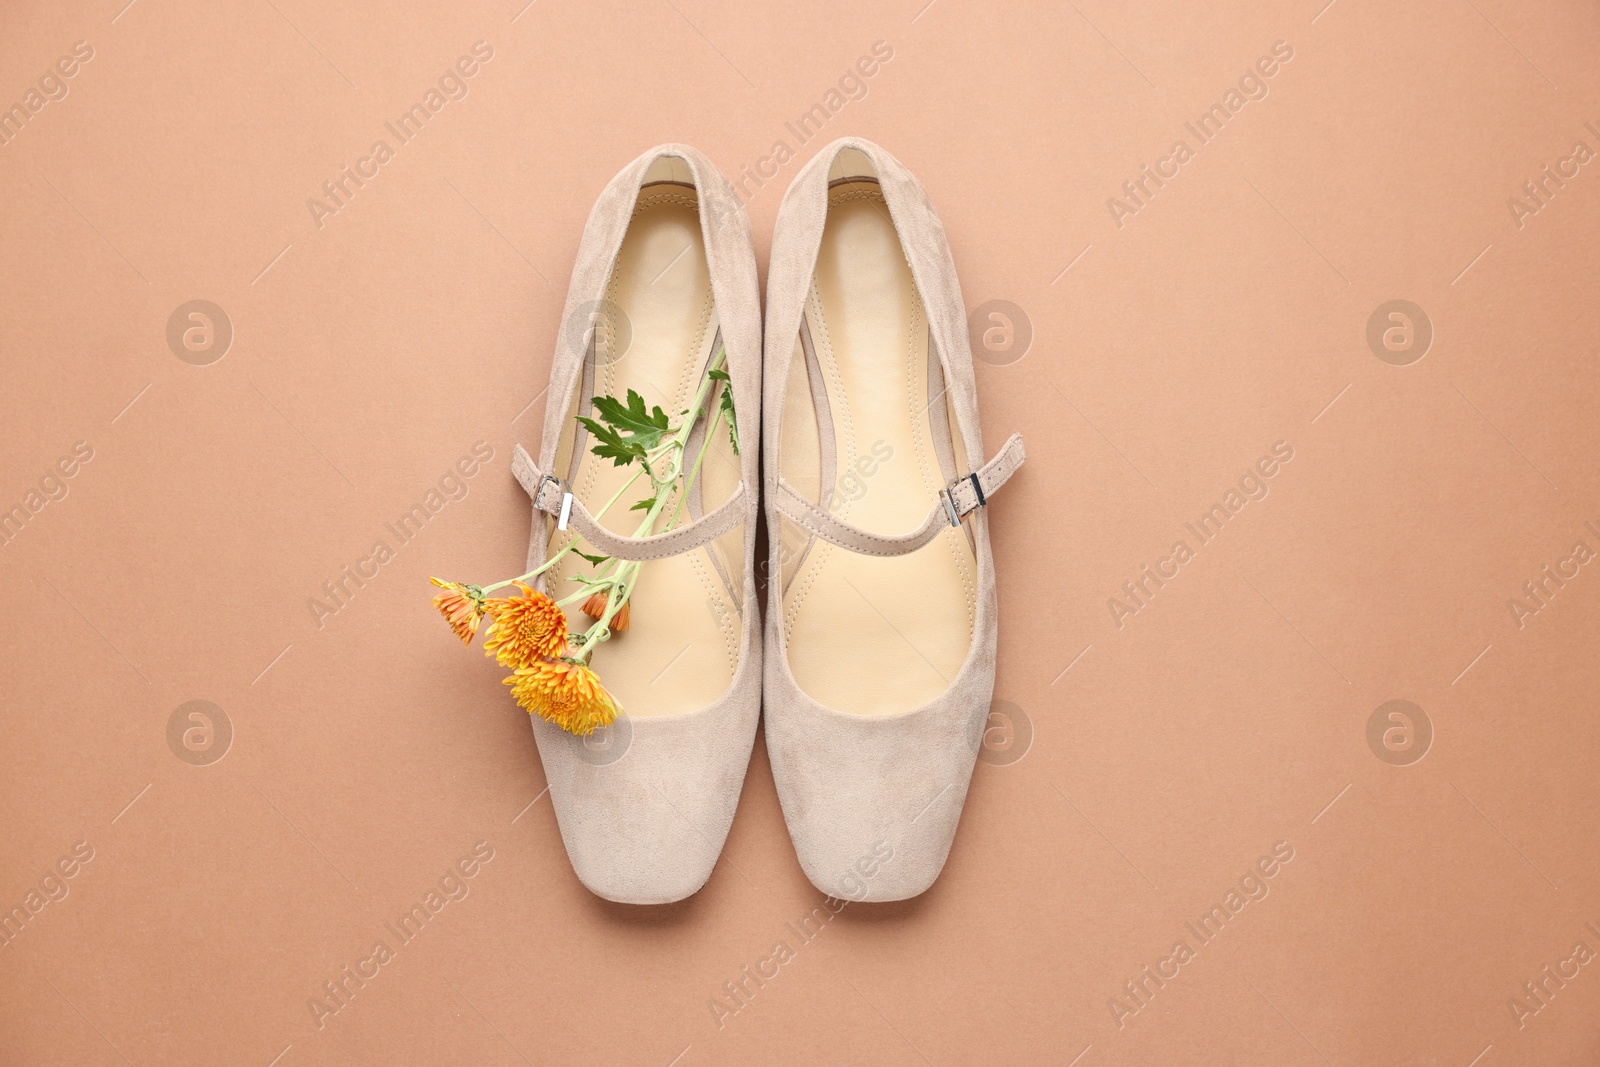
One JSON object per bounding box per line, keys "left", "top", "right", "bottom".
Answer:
{"left": 939, "top": 487, "right": 961, "bottom": 527}
{"left": 536, "top": 473, "right": 575, "bottom": 531}
{"left": 939, "top": 473, "right": 986, "bottom": 527}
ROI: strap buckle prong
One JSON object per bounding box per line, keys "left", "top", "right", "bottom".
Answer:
{"left": 939, "top": 487, "right": 961, "bottom": 527}
{"left": 940, "top": 472, "right": 986, "bottom": 527}
{"left": 536, "top": 473, "right": 575, "bottom": 531}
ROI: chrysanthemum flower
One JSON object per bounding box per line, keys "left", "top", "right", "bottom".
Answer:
{"left": 483, "top": 582, "right": 569, "bottom": 667}
{"left": 430, "top": 578, "right": 487, "bottom": 645}
{"left": 504, "top": 658, "right": 622, "bottom": 735}
{"left": 581, "top": 592, "right": 630, "bottom": 634}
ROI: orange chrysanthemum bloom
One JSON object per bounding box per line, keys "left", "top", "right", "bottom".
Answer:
{"left": 504, "top": 658, "right": 622, "bottom": 735}
{"left": 430, "top": 578, "right": 487, "bottom": 645}
{"left": 483, "top": 582, "right": 569, "bottom": 667}
{"left": 581, "top": 592, "right": 630, "bottom": 634}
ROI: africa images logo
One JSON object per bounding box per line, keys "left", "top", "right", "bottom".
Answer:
{"left": 306, "top": 442, "right": 494, "bottom": 629}
{"left": 0, "top": 40, "right": 95, "bottom": 148}
{"left": 306, "top": 42, "right": 495, "bottom": 230}
{"left": 306, "top": 842, "right": 494, "bottom": 1030}
{"left": 1106, "top": 40, "right": 1295, "bottom": 229}
{"left": 1105, "top": 442, "right": 1294, "bottom": 628}
{"left": 1107, "top": 841, "right": 1295, "bottom": 1029}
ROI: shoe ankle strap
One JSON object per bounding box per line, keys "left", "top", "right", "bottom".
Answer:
{"left": 774, "top": 433, "right": 1025, "bottom": 558}
{"left": 512, "top": 445, "right": 747, "bottom": 562}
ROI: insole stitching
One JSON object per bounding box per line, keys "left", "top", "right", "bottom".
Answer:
{"left": 783, "top": 291, "right": 856, "bottom": 638}
{"left": 677, "top": 291, "right": 740, "bottom": 667}
{"left": 553, "top": 195, "right": 736, "bottom": 705}
{"left": 906, "top": 285, "right": 939, "bottom": 501}
{"left": 688, "top": 549, "right": 739, "bottom": 676}
{"left": 783, "top": 186, "right": 979, "bottom": 694}
{"left": 807, "top": 284, "right": 858, "bottom": 506}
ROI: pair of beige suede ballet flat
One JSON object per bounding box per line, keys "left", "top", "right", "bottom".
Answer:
{"left": 510, "top": 138, "right": 1024, "bottom": 904}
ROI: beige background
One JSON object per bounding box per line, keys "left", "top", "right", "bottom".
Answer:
{"left": 3, "top": 0, "right": 1599, "bottom": 1063}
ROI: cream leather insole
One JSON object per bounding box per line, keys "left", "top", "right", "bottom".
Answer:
{"left": 546, "top": 184, "right": 741, "bottom": 717}
{"left": 782, "top": 182, "right": 977, "bottom": 716}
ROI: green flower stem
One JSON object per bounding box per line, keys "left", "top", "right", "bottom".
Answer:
{"left": 478, "top": 462, "right": 650, "bottom": 594}
{"left": 596, "top": 463, "right": 650, "bottom": 520}
{"left": 570, "top": 347, "right": 728, "bottom": 663}
{"left": 667, "top": 404, "right": 726, "bottom": 531}
{"left": 480, "top": 544, "right": 576, "bottom": 596}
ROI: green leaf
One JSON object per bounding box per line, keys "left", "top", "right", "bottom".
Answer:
{"left": 573, "top": 550, "right": 610, "bottom": 566}
{"left": 592, "top": 389, "right": 670, "bottom": 448}
{"left": 629, "top": 497, "right": 657, "bottom": 512}
{"left": 707, "top": 367, "right": 730, "bottom": 382}
{"left": 577, "top": 388, "right": 671, "bottom": 467}
{"left": 719, "top": 384, "right": 740, "bottom": 455}
{"left": 576, "top": 414, "right": 644, "bottom": 467}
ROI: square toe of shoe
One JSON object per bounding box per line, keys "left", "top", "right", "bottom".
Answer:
{"left": 763, "top": 665, "right": 989, "bottom": 903}
{"left": 531, "top": 700, "right": 756, "bottom": 905}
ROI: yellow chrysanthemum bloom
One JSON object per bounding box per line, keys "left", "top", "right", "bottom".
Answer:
{"left": 483, "top": 582, "right": 569, "bottom": 667}
{"left": 429, "top": 578, "right": 487, "bottom": 645}
{"left": 504, "top": 658, "right": 621, "bottom": 736}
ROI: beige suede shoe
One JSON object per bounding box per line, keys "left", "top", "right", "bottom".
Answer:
{"left": 762, "top": 138, "right": 1024, "bottom": 901}
{"left": 511, "top": 146, "right": 761, "bottom": 904}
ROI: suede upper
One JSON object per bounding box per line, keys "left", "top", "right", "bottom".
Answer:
{"left": 518, "top": 144, "right": 763, "bottom": 905}
{"left": 762, "top": 138, "right": 1020, "bottom": 901}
